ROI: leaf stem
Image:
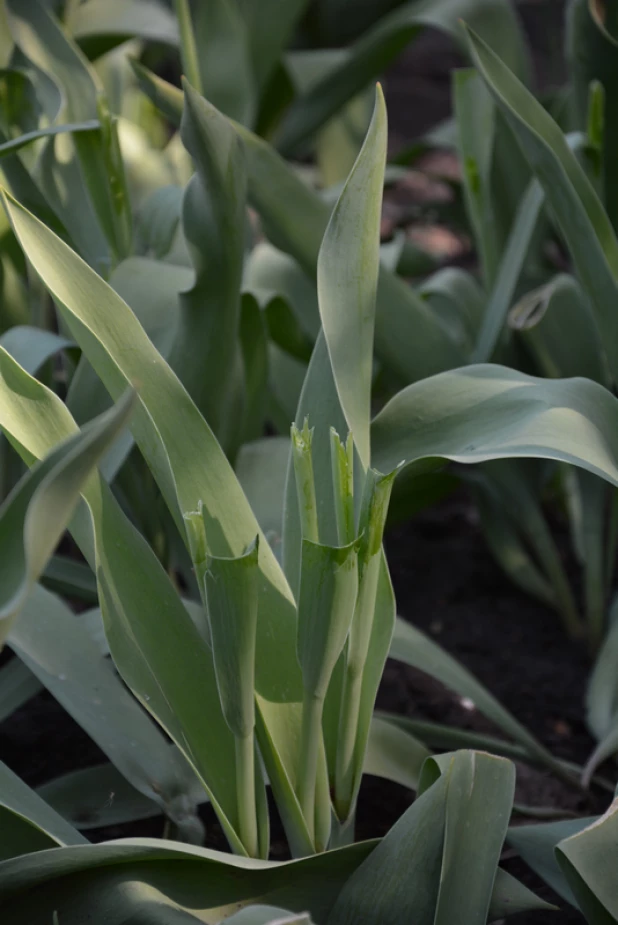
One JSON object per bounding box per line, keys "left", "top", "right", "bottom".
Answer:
{"left": 173, "top": 0, "right": 203, "bottom": 94}
{"left": 235, "top": 733, "right": 258, "bottom": 858}
{"left": 297, "top": 690, "right": 324, "bottom": 841}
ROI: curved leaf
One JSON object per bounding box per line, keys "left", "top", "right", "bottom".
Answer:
{"left": 0, "top": 387, "right": 134, "bottom": 644}
{"left": 371, "top": 364, "right": 618, "bottom": 490}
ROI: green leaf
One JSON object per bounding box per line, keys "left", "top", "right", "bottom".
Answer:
{"left": 0, "top": 119, "right": 100, "bottom": 158}
{"left": 463, "top": 459, "right": 582, "bottom": 638}
{"left": 328, "top": 751, "right": 515, "bottom": 925}
{"left": 0, "top": 340, "right": 249, "bottom": 851}
{"left": 202, "top": 536, "right": 267, "bottom": 858}
{"left": 9, "top": 583, "right": 203, "bottom": 835}
{"left": 454, "top": 68, "right": 499, "bottom": 286}
{"left": 0, "top": 325, "right": 72, "bottom": 375}
{"left": 275, "top": 0, "right": 530, "bottom": 156}
{"left": 297, "top": 540, "right": 358, "bottom": 703}
{"left": 465, "top": 23, "right": 618, "bottom": 384}
{"left": 317, "top": 85, "right": 386, "bottom": 469}
{"left": 134, "top": 72, "right": 464, "bottom": 384}
{"left": 568, "top": 0, "right": 618, "bottom": 229}
{"left": 69, "top": 0, "right": 179, "bottom": 59}
{"left": 363, "top": 714, "right": 430, "bottom": 791}
{"left": 186, "top": 0, "right": 255, "bottom": 127}
{"left": 508, "top": 816, "right": 596, "bottom": 907}
{"left": 0, "top": 762, "right": 87, "bottom": 861}
{"left": 236, "top": 0, "right": 309, "bottom": 93}
{"left": 0, "top": 657, "right": 42, "bottom": 724}
{"left": 224, "top": 908, "right": 313, "bottom": 925}
{"left": 511, "top": 274, "right": 606, "bottom": 384}
{"left": 38, "top": 761, "right": 168, "bottom": 829}
{"left": 7, "top": 0, "right": 131, "bottom": 265}
{"left": 557, "top": 798, "right": 618, "bottom": 921}
{"left": 174, "top": 79, "right": 246, "bottom": 452}
{"left": 0, "top": 838, "right": 376, "bottom": 924}
{"left": 235, "top": 437, "right": 289, "bottom": 555}
{"left": 295, "top": 537, "right": 358, "bottom": 840}
{"left": 0, "top": 387, "right": 134, "bottom": 644}
{"left": 1, "top": 190, "right": 312, "bottom": 858}
{"left": 471, "top": 179, "right": 545, "bottom": 362}
{"left": 371, "top": 364, "right": 618, "bottom": 491}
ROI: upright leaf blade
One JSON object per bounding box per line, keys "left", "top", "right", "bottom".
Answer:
{"left": 317, "top": 85, "right": 386, "bottom": 469}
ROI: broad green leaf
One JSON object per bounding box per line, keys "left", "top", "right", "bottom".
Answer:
{"left": 432, "top": 752, "right": 516, "bottom": 925}
{"left": 388, "top": 618, "right": 567, "bottom": 776}
{"left": 9, "top": 583, "right": 203, "bottom": 835}
{"left": 466, "top": 24, "right": 618, "bottom": 384}
{"left": 2, "top": 191, "right": 313, "bottom": 858}
{"left": 454, "top": 68, "right": 498, "bottom": 286}
{"left": 0, "top": 762, "right": 86, "bottom": 862}
{"left": 0, "top": 838, "right": 376, "bottom": 924}
{"left": 371, "top": 364, "right": 618, "bottom": 491}
{"left": 0, "top": 657, "right": 42, "bottom": 723}
{"left": 275, "top": 0, "right": 530, "bottom": 156}
{"left": 69, "top": 0, "right": 179, "bottom": 59}
{"left": 327, "top": 751, "right": 515, "bottom": 925}
{"left": 0, "top": 388, "right": 134, "bottom": 644}
{"left": 317, "top": 85, "right": 385, "bottom": 469}
{"left": 173, "top": 80, "right": 246, "bottom": 452}
{"left": 557, "top": 798, "right": 618, "bottom": 921}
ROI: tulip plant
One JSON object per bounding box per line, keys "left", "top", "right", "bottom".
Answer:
{"left": 1, "top": 1, "right": 618, "bottom": 922}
